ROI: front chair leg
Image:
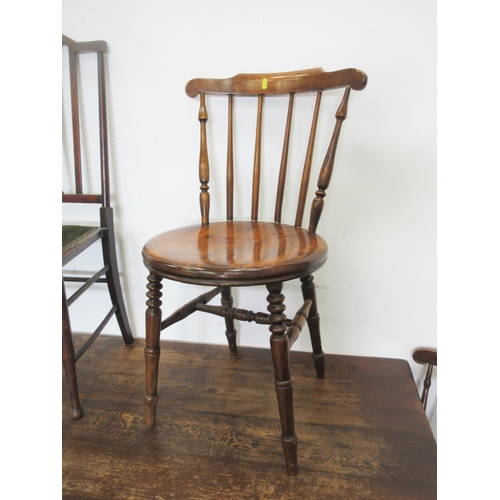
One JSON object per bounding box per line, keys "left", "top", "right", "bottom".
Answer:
{"left": 221, "top": 287, "right": 237, "bottom": 356}
{"left": 266, "top": 282, "right": 298, "bottom": 475}
{"left": 62, "top": 280, "right": 83, "bottom": 419}
{"left": 300, "top": 274, "right": 325, "bottom": 379}
{"left": 144, "top": 273, "right": 163, "bottom": 427}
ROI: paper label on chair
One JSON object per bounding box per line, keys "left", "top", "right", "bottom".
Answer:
{"left": 262, "top": 78, "right": 268, "bottom": 90}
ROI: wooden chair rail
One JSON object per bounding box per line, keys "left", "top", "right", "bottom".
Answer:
{"left": 185, "top": 67, "right": 367, "bottom": 96}
{"left": 62, "top": 194, "right": 102, "bottom": 204}
{"left": 65, "top": 265, "right": 109, "bottom": 307}
{"left": 74, "top": 305, "right": 118, "bottom": 362}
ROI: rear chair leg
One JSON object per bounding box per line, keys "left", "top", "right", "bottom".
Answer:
{"left": 300, "top": 274, "right": 325, "bottom": 379}
{"left": 101, "top": 206, "right": 134, "bottom": 345}
{"left": 221, "top": 287, "right": 237, "bottom": 356}
{"left": 144, "top": 273, "right": 163, "bottom": 426}
{"left": 267, "top": 282, "right": 298, "bottom": 475}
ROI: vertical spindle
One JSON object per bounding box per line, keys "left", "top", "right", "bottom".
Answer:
{"left": 275, "top": 93, "right": 295, "bottom": 223}
{"left": 308, "top": 86, "right": 351, "bottom": 234}
{"left": 199, "top": 93, "right": 210, "bottom": 224}
{"left": 251, "top": 94, "right": 263, "bottom": 221}
{"left": 295, "top": 91, "right": 322, "bottom": 227}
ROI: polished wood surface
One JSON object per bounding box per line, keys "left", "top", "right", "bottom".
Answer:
{"left": 63, "top": 334, "right": 437, "bottom": 499}
{"left": 62, "top": 35, "right": 134, "bottom": 420}
{"left": 143, "top": 221, "right": 328, "bottom": 286}
{"left": 142, "top": 67, "right": 367, "bottom": 473}
{"left": 185, "top": 67, "right": 368, "bottom": 97}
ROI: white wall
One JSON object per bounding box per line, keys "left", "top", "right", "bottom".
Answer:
{"left": 62, "top": 0, "right": 437, "bottom": 435}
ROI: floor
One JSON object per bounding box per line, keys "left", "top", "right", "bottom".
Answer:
{"left": 62, "top": 334, "right": 436, "bottom": 499}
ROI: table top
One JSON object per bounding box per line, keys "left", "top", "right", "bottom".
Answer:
{"left": 63, "top": 334, "right": 437, "bottom": 499}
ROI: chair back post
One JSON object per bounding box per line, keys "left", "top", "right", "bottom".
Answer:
{"left": 308, "top": 85, "right": 351, "bottom": 234}
{"left": 97, "top": 49, "right": 111, "bottom": 208}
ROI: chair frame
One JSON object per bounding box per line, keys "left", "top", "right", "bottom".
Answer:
{"left": 142, "top": 68, "right": 367, "bottom": 474}
{"left": 412, "top": 347, "right": 437, "bottom": 411}
{"left": 62, "top": 35, "right": 134, "bottom": 419}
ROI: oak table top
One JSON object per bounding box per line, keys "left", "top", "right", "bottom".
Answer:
{"left": 63, "top": 334, "right": 436, "bottom": 499}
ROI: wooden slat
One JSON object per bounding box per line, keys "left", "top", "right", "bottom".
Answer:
{"left": 251, "top": 94, "right": 263, "bottom": 221}
{"left": 68, "top": 47, "right": 82, "bottom": 194}
{"left": 62, "top": 193, "right": 102, "bottom": 204}
{"left": 274, "top": 93, "right": 294, "bottom": 223}
{"left": 226, "top": 94, "right": 234, "bottom": 221}
{"left": 295, "top": 91, "right": 322, "bottom": 227}
{"left": 198, "top": 93, "right": 210, "bottom": 224}
{"left": 308, "top": 86, "right": 351, "bottom": 234}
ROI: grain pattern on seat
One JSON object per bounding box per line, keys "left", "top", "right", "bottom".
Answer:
{"left": 143, "top": 221, "right": 328, "bottom": 286}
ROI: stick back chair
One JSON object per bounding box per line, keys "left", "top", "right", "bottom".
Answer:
{"left": 412, "top": 347, "right": 437, "bottom": 411}
{"left": 142, "top": 67, "right": 367, "bottom": 474}
{"left": 62, "top": 35, "right": 134, "bottom": 419}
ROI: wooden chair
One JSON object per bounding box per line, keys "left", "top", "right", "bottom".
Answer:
{"left": 412, "top": 348, "right": 437, "bottom": 410}
{"left": 62, "top": 35, "right": 134, "bottom": 419}
{"left": 142, "top": 68, "right": 368, "bottom": 474}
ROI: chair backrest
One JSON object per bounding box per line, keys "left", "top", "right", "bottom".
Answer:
{"left": 412, "top": 348, "right": 437, "bottom": 411}
{"left": 62, "top": 35, "right": 110, "bottom": 208}
{"left": 185, "top": 68, "right": 367, "bottom": 233}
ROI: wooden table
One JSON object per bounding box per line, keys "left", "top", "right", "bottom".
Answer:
{"left": 63, "top": 334, "right": 437, "bottom": 499}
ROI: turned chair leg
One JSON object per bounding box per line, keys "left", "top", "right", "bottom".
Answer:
{"left": 101, "top": 207, "right": 134, "bottom": 346}
{"left": 300, "top": 275, "right": 325, "bottom": 379}
{"left": 144, "top": 273, "right": 163, "bottom": 427}
{"left": 221, "top": 287, "right": 237, "bottom": 356}
{"left": 62, "top": 280, "right": 84, "bottom": 420}
{"left": 266, "top": 282, "right": 298, "bottom": 475}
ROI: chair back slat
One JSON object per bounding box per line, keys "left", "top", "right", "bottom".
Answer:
{"left": 187, "top": 68, "right": 367, "bottom": 229}
{"left": 198, "top": 93, "right": 210, "bottom": 224}
{"left": 62, "top": 35, "right": 109, "bottom": 206}
{"left": 251, "top": 94, "right": 264, "bottom": 221}
{"left": 274, "top": 93, "right": 295, "bottom": 223}
{"left": 68, "top": 47, "right": 83, "bottom": 194}
{"left": 226, "top": 94, "right": 234, "bottom": 221}
{"left": 308, "top": 86, "right": 351, "bottom": 233}
{"left": 295, "top": 91, "right": 322, "bottom": 228}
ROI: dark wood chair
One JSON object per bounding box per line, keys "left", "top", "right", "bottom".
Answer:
{"left": 412, "top": 347, "right": 437, "bottom": 410}
{"left": 62, "top": 35, "right": 134, "bottom": 419}
{"left": 142, "top": 68, "right": 368, "bottom": 474}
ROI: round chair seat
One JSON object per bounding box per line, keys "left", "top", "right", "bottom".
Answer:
{"left": 142, "top": 221, "right": 328, "bottom": 286}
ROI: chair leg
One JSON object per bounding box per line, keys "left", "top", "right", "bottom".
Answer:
{"left": 62, "top": 279, "right": 84, "bottom": 420}
{"left": 221, "top": 287, "right": 237, "bottom": 356}
{"left": 300, "top": 274, "right": 325, "bottom": 379}
{"left": 101, "top": 207, "right": 134, "bottom": 345}
{"left": 144, "top": 273, "right": 163, "bottom": 427}
{"left": 266, "top": 282, "right": 298, "bottom": 475}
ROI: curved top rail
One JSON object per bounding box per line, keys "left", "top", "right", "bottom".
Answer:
{"left": 62, "top": 34, "right": 108, "bottom": 53}
{"left": 185, "top": 67, "right": 367, "bottom": 97}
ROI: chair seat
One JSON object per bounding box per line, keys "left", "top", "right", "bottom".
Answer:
{"left": 142, "top": 221, "right": 328, "bottom": 286}
{"left": 62, "top": 225, "right": 103, "bottom": 265}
